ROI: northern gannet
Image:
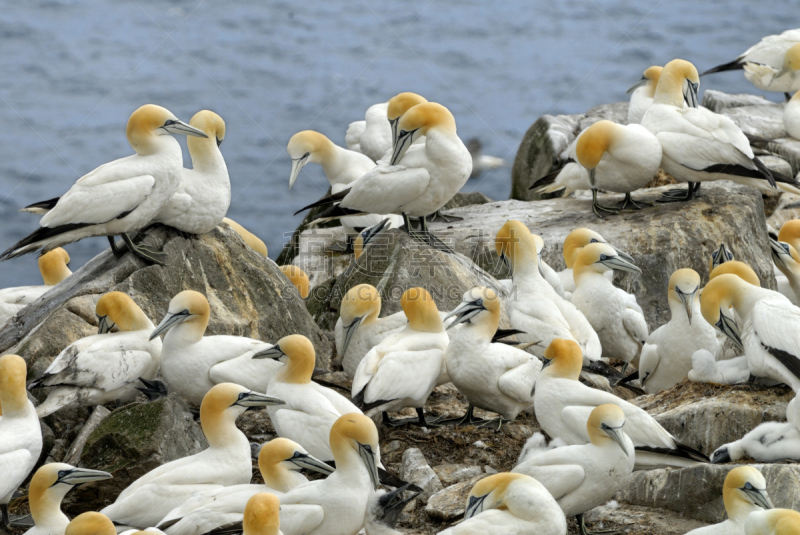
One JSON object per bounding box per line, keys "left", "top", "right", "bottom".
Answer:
{"left": 443, "top": 287, "right": 541, "bottom": 425}
{"left": 710, "top": 260, "right": 761, "bottom": 286}
{"left": 784, "top": 91, "right": 800, "bottom": 140}
{"left": 154, "top": 110, "right": 229, "bottom": 235}
{"left": 242, "top": 493, "right": 282, "bottom": 535}
{"left": 222, "top": 218, "right": 268, "bottom": 256}
{"left": 744, "top": 508, "right": 800, "bottom": 535}
{"left": 0, "top": 248, "right": 72, "bottom": 325}
{"left": 100, "top": 383, "right": 284, "bottom": 528}
{"left": 701, "top": 273, "right": 800, "bottom": 391}
{"left": 533, "top": 339, "right": 708, "bottom": 469}
{"left": 345, "top": 92, "right": 428, "bottom": 161}
{"left": 513, "top": 404, "right": 635, "bottom": 535}
{"left": 30, "top": 291, "right": 162, "bottom": 417}
{"left": 638, "top": 269, "right": 719, "bottom": 393}
{"left": 685, "top": 466, "right": 773, "bottom": 535}
{"left": 571, "top": 242, "right": 648, "bottom": 373}
{"left": 770, "top": 238, "right": 800, "bottom": 305}
{"left": 495, "top": 221, "right": 602, "bottom": 363}
{"left": 627, "top": 66, "right": 663, "bottom": 124}
{"left": 278, "top": 265, "right": 310, "bottom": 299}
{"left": 64, "top": 512, "right": 116, "bottom": 535}
{"left": 352, "top": 287, "right": 448, "bottom": 427}
{"left": 3, "top": 104, "right": 208, "bottom": 264}
{"left": 641, "top": 59, "right": 800, "bottom": 202}
{"left": 556, "top": 228, "right": 632, "bottom": 297}
{"left": 150, "top": 290, "right": 281, "bottom": 405}
{"left": 255, "top": 334, "right": 363, "bottom": 461}
{"left": 23, "top": 463, "right": 112, "bottom": 535}
{"left": 688, "top": 349, "right": 751, "bottom": 385}
{"left": 438, "top": 473, "right": 567, "bottom": 535}
{"left": 384, "top": 92, "right": 429, "bottom": 152}
{"left": 0, "top": 355, "right": 43, "bottom": 528}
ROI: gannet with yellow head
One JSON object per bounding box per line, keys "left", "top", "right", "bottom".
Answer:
{"left": 385, "top": 92, "right": 429, "bottom": 150}
{"left": 3, "top": 104, "right": 208, "bottom": 264}
{"left": 65, "top": 512, "right": 116, "bottom": 535}
{"left": 0, "top": 247, "right": 72, "bottom": 326}
{"left": 279, "top": 265, "right": 310, "bottom": 299}
{"left": 556, "top": 228, "right": 633, "bottom": 297}
{"left": 101, "top": 383, "right": 284, "bottom": 528}
{"left": 745, "top": 508, "right": 800, "bottom": 535}
{"left": 627, "top": 65, "right": 665, "bottom": 124}
{"left": 222, "top": 218, "right": 268, "bottom": 256}
{"left": 150, "top": 290, "right": 282, "bottom": 405}
{"left": 344, "top": 92, "right": 428, "bottom": 162}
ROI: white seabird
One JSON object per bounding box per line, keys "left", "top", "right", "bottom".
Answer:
{"left": 627, "top": 65, "right": 664, "bottom": 124}
{"left": 556, "top": 228, "right": 631, "bottom": 298}
{"left": 64, "top": 512, "right": 116, "bottom": 535}
{"left": 278, "top": 265, "right": 310, "bottom": 299}
{"left": 345, "top": 92, "right": 428, "bottom": 161}
{"left": 688, "top": 349, "right": 751, "bottom": 385}
{"left": 3, "top": 104, "right": 208, "bottom": 264}
{"left": 770, "top": 237, "right": 800, "bottom": 305}
{"left": 0, "top": 247, "right": 72, "bottom": 326}
{"left": 784, "top": 91, "right": 800, "bottom": 140}
{"left": 222, "top": 218, "right": 268, "bottom": 257}
{"left": 744, "top": 508, "right": 800, "bottom": 535}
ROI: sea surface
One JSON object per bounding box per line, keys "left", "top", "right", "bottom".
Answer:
{"left": 0, "top": 0, "right": 794, "bottom": 287}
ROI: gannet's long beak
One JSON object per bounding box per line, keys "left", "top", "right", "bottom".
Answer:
{"left": 716, "top": 311, "right": 743, "bottom": 350}
{"left": 341, "top": 317, "right": 363, "bottom": 357}
{"left": 361, "top": 218, "right": 390, "bottom": 248}
{"left": 602, "top": 424, "right": 630, "bottom": 456}
{"left": 599, "top": 254, "right": 642, "bottom": 273}
{"left": 389, "top": 117, "right": 401, "bottom": 148}
{"left": 390, "top": 128, "right": 418, "bottom": 165}
{"left": 744, "top": 485, "right": 774, "bottom": 510}
{"left": 289, "top": 451, "right": 336, "bottom": 475}
{"left": 465, "top": 493, "right": 488, "bottom": 519}
{"left": 97, "top": 314, "right": 113, "bottom": 335}
{"left": 378, "top": 483, "right": 422, "bottom": 528}
{"left": 712, "top": 243, "right": 733, "bottom": 268}
{"left": 163, "top": 120, "right": 209, "bottom": 138}
{"left": 289, "top": 153, "right": 310, "bottom": 189}
{"left": 612, "top": 246, "right": 635, "bottom": 263}
{"left": 676, "top": 287, "right": 698, "bottom": 324}
{"left": 358, "top": 442, "right": 380, "bottom": 489}
{"left": 56, "top": 467, "right": 113, "bottom": 485}
{"left": 234, "top": 391, "right": 286, "bottom": 408}
{"left": 626, "top": 76, "right": 648, "bottom": 94}
{"left": 252, "top": 345, "right": 285, "bottom": 360}
{"left": 443, "top": 299, "right": 485, "bottom": 329}
{"left": 684, "top": 81, "right": 699, "bottom": 108}
{"left": 150, "top": 310, "right": 191, "bottom": 340}
{"left": 770, "top": 238, "right": 791, "bottom": 268}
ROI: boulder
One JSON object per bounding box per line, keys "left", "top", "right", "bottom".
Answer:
{"left": 432, "top": 464, "right": 483, "bottom": 487}
{"left": 425, "top": 475, "right": 487, "bottom": 522}
{"left": 401, "top": 448, "right": 443, "bottom": 501}
{"left": 584, "top": 503, "right": 709, "bottom": 535}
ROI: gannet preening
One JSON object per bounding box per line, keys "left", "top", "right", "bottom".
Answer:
{"left": 744, "top": 508, "right": 800, "bottom": 535}
{"left": 101, "top": 383, "right": 284, "bottom": 528}
{"left": 709, "top": 260, "right": 761, "bottom": 286}
{"left": 2, "top": 104, "right": 208, "bottom": 265}
{"left": 702, "top": 30, "right": 800, "bottom": 94}
{"left": 352, "top": 287, "right": 448, "bottom": 427}
{"left": 438, "top": 473, "right": 567, "bottom": 535}
{"left": 443, "top": 287, "right": 541, "bottom": 426}
{"left": 23, "top": 463, "right": 112, "bottom": 535}
{"left": 150, "top": 290, "right": 281, "bottom": 405}
{"left": 701, "top": 273, "right": 800, "bottom": 391}
{"left": 513, "top": 404, "right": 635, "bottom": 535}
{"left": 384, "top": 92, "right": 429, "bottom": 152}
{"left": 573, "top": 119, "right": 662, "bottom": 215}
{"left": 641, "top": 59, "right": 800, "bottom": 203}
{"left": 30, "top": 291, "right": 162, "bottom": 417}
{"left": 64, "top": 512, "right": 116, "bottom": 535}
{"left": 528, "top": 144, "right": 590, "bottom": 199}
{"left": 534, "top": 339, "right": 708, "bottom": 469}
{"left": 345, "top": 93, "right": 429, "bottom": 161}
{"left": 556, "top": 228, "right": 632, "bottom": 297}
{"left": 278, "top": 265, "right": 310, "bottom": 299}
{"left": 157, "top": 437, "right": 332, "bottom": 535}
{"left": 0, "top": 247, "right": 72, "bottom": 325}
{"left": 0, "top": 355, "right": 43, "bottom": 528}
{"left": 154, "top": 110, "right": 229, "bottom": 235}
{"left": 571, "top": 242, "right": 648, "bottom": 373}
{"left": 638, "top": 269, "right": 719, "bottom": 393}
{"left": 685, "top": 466, "right": 773, "bottom": 535}
{"left": 711, "top": 243, "right": 735, "bottom": 272}
{"left": 770, "top": 238, "right": 800, "bottom": 305}
{"left": 495, "top": 221, "right": 602, "bottom": 363}
{"left": 242, "top": 493, "right": 282, "bottom": 535}
{"left": 627, "top": 66, "right": 664, "bottom": 124}
{"left": 351, "top": 219, "right": 392, "bottom": 261}
{"left": 222, "top": 218, "right": 268, "bottom": 256}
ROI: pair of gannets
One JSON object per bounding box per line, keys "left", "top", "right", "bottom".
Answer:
{"left": 345, "top": 92, "right": 428, "bottom": 162}
{"left": 2, "top": 105, "right": 208, "bottom": 264}
{"left": 150, "top": 290, "right": 282, "bottom": 405}
{"left": 534, "top": 339, "right": 708, "bottom": 469}
{"left": 745, "top": 509, "right": 800, "bottom": 535}
{"left": 627, "top": 66, "right": 663, "bottom": 124}
{"left": 0, "top": 355, "right": 43, "bottom": 527}
{"left": 223, "top": 218, "right": 268, "bottom": 257}
{"left": 100, "top": 383, "right": 284, "bottom": 528}
{"left": 30, "top": 291, "right": 161, "bottom": 417}
{"left": 642, "top": 59, "right": 800, "bottom": 203}
{"left": 0, "top": 248, "right": 72, "bottom": 326}
{"left": 513, "top": 404, "right": 634, "bottom": 534}
{"left": 556, "top": 228, "right": 630, "bottom": 299}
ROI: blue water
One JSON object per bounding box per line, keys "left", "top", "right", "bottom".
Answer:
{"left": 0, "top": 0, "right": 793, "bottom": 287}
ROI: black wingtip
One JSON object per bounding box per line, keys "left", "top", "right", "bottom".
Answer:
{"left": 293, "top": 188, "right": 351, "bottom": 216}
{"left": 700, "top": 59, "right": 744, "bottom": 76}
{"left": 378, "top": 467, "right": 423, "bottom": 492}
{"left": 491, "top": 328, "right": 526, "bottom": 342}
{"left": 22, "top": 196, "right": 61, "bottom": 212}
{"left": 1, "top": 222, "right": 91, "bottom": 261}
{"left": 635, "top": 443, "right": 710, "bottom": 464}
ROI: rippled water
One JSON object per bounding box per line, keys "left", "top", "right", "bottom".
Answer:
{"left": 0, "top": 1, "right": 794, "bottom": 287}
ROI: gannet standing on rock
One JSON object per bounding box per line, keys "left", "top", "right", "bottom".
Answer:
{"left": 627, "top": 66, "right": 664, "bottom": 124}
{"left": 2, "top": 104, "right": 208, "bottom": 264}
{"left": 65, "top": 512, "right": 116, "bottom": 535}
{"left": 744, "top": 508, "right": 800, "bottom": 535}
{"left": 150, "top": 290, "right": 282, "bottom": 405}
{"left": 0, "top": 247, "right": 72, "bottom": 325}
{"left": 0, "top": 354, "right": 43, "bottom": 528}
{"left": 556, "top": 228, "right": 632, "bottom": 298}
{"left": 100, "top": 383, "right": 284, "bottom": 529}
{"left": 513, "top": 404, "right": 635, "bottom": 535}
{"left": 222, "top": 218, "right": 268, "bottom": 256}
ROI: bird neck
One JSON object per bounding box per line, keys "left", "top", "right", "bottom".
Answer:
{"left": 0, "top": 375, "right": 28, "bottom": 415}
{"left": 278, "top": 354, "right": 314, "bottom": 384}
{"left": 188, "top": 136, "right": 226, "bottom": 173}
{"left": 29, "top": 484, "right": 69, "bottom": 528}
{"left": 115, "top": 306, "right": 153, "bottom": 332}
{"left": 260, "top": 463, "right": 307, "bottom": 493}
{"left": 653, "top": 73, "right": 685, "bottom": 108}
{"left": 200, "top": 407, "right": 247, "bottom": 449}
{"left": 573, "top": 265, "right": 607, "bottom": 286}
{"left": 130, "top": 132, "right": 180, "bottom": 157}
{"left": 724, "top": 490, "right": 765, "bottom": 522}
{"left": 165, "top": 317, "right": 208, "bottom": 345}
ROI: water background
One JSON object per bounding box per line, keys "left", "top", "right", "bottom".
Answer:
{"left": 0, "top": 0, "right": 793, "bottom": 287}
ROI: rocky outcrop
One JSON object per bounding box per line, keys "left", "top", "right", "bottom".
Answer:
{"left": 401, "top": 448, "right": 443, "bottom": 501}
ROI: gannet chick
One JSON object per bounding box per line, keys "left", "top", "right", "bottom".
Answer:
{"left": 243, "top": 493, "right": 282, "bottom": 535}
{"left": 278, "top": 265, "right": 310, "bottom": 299}
{"left": 363, "top": 484, "right": 420, "bottom": 535}
{"left": 101, "top": 383, "right": 284, "bottom": 528}
{"left": 150, "top": 290, "right": 281, "bottom": 405}
{"left": 513, "top": 404, "right": 635, "bottom": 535}
{"left": 642, "top": 59, "right": 800, "bottom": 203}
{"left": 30, "top": 291, "right": 162, "bottom": 417}
{"left": 352, "top": 287, "right": 448, "bottom": 427}
{"left": 443, "top": 287, "right": 541, "bottom": 426}
{"left": 571, "top": 242, "right": 648, "bottom": 373}
{"left": 23, "top": 463, "right": 112, "bottom": 535}
{"left": 495, "top": 221, "right": 602, "bottom": 363}
{"left": 686, "top": 466, "right": 773, "bottom": 535}
{"left": 770, "top": 238, "right": 800, "bottom": 305}
{"left": 65, "top": 512, "right": 116, "bottom": 535}
{"left": 744, "top": 508, "right": 800, "bottom": 535}
{"left": 222, "top": 218, "right": 268, "bottom": 256}
{"left": 439, "top": 473, "right": 567, "bottom": 535}
{"left": 0, "top": 248, "right": 72, "bottom": 325}
{"left": 688, "top": 349, "right": 751, "bottom": 385}
{"left": 0, "top": 355, "right": 43, "bottom": 528}
{"left": 154, "top": 110, "right": 229, "bottom": 234}
{"left": 639, "top": 269, "right": 719, "bottom": 393}
{"left": 701, "top": 274, "right": 800, "bottom": 391}
{"left": 3, "top": 104, "right": 208, "bottom": 264}
{"left": 557, "top": 228, "right": 632, "bottom": 297}
{"left": 533, "top": 339, "right": 708, "bottom": 469}
{"left": 627, "top": 66, "right": 664, "bottom": 124}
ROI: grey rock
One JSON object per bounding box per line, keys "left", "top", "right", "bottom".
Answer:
{"left": 432, "top": 464, "right": 483, "bottom": 487}
{"left": 584, "top": 503, "right": 709, "bottom": 534}
{"left": 64, "top": 405, "right": 111, "bottom": 465}
{"left": 425, "top": 475, "right": 487, "bottom": 522}
{"left": 402, "top": 447, "right": 443, "bottom": 501}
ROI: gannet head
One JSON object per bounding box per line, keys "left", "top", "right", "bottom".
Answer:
{"left": 387, "top": 92, "right": 428, "bottom": 146}
{"left": 721, "top": 466, "right": 773, "bottom": 519}
{"left": 495, "top": 220, "right": 538, "bottom": 274}
{"left": 279, "top": 265, "right": 310, "bottom": 299}
{"left": 367, "top": 483, "right": 422, "bottom": 532}
{"left": 669, "top": 268, "right": 701, "bottom": 324}
{"left": 150, "top": 290, "right": 210, "bottom": 340}
{"left": 627, "top": 65, "right": 663, "bottom": 95}
{"left": 339, "top": 284, "right": 382, "bottom": 356}
{"left": 243, "top": 492, "right": 281, "bottom": 535}
{"left": 353, "top": 218, "right": 390, "bottom": 260}
{"left": 0, "top": 354, "right": 28, "bottom": 415}
{"left": 655, "top": 59, "right": 700, "bottom": 108}
{"left": 252, "top": 334, "right": 316, "bottom": 385}
{"left": 391, "top": 102, "right": 456, "bottom": 164}
{"left": 701, "top": 274, "right": 746, "bottom": 349}
{"left": 710, "top": 243, "right": 734, "bottom": 272}
{"left": 746, "top": 509, "right": 800, "bottom": 535}
{"left": 542, "top": 338, "right": 583, "bottom": 380}
{"left": 329, "top": 413, "right": 380, "bottom": 489}
{"left": 126, "top": 104, "right": 207, "bottom": 156}
{"left": 287, "top": 130, "right": 334, "bottom": 189}
{"left": 575, "top": 121, "right": 620, "bottom": 182}
{"left": 709, "top": 260, "right": 761, "bottom": 287}
{"left": 258, "top": 437, "right": 334, "bottom": 491}
{"left": 443, "top": 287, "right": 501, "bottom": 336}
{"left": 65, "top": 512, "right": 116, "bottom": 535}
{"left": 770, "top": 238, "right": 800, "bottom": 277}
{"left": 573, "top": 242, "right": 641, "bottom": 282}
{"left": 465, "top": 473, "right": 532, "bottom": 519}
{"left": 586, "top": 404, "right": 630, "bottom": 456}
{"left": 779, "top": 219, "right": 800, "bottom": 251}
{"left": 223, "top": 218, "right": 268, "bottom": 257}
{"left": 200, "top": 383, "right": 284, "bottom": 448}
{"left": 38, "top": 247, "right": 71, "bottom": 286}
{"left": 401, "top": 287, "right": 444, "bottom": 333}
{"left": 29, "top": 463, "right": 112, "bottom": 524}
{"left": 561, "top": 228, "right": 633, "bottom": 269}
{"left": 95, "top": 291, "right": 150, "bottom": 334}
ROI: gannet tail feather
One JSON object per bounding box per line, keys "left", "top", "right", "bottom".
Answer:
{"left": 1, "top": 222, "right": 92, "bottom": 260}
{"left": 701, "top": 59, "right": 744, "bottom": 76}
{"left": 636, "top": 442, "right": 710, "bottom": 463}
{"left": 20, "top": 196, "right": 61, "bottom": 214}
{"left": 294, "top": 188, "right": 351, "bottom": 215}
